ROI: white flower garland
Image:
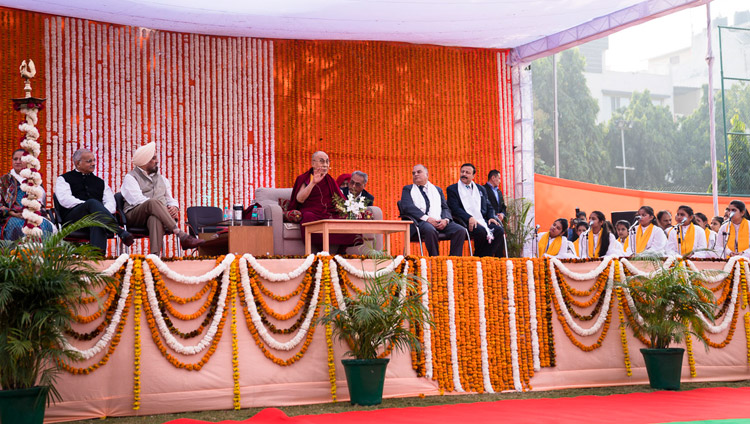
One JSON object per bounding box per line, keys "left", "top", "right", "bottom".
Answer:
{"left": 696, "top": 260, "right": 740, "bottom": 333}
{"left": 63, "top": 258, "right": 134, "bottom": 359}
{"left": 526, "top": 260, "right": 541, "bottom": 371}
{"left": 100, "top": 254, "right": 131, "bottom": 276}
{"left": 421, "top": 258, "right": 433, "bottom": 379}
{"left": 619, "top": 261, "right": 645, "bottom": 326}
{"left": 142, "top": 258, "right": 229, "bottom": 355}
{"left": 146, "top": 254, "right": 234, "bottom": 285}
{"left": 550, "top": 259, "right": 614, "bottom": 337}
{"left": 551, "top": 256, "right": 615, "bottom": 281}
{"left": 445, "top": 260, "right": 463, "bottom": 392}
{"left": 620, "top": 256, "right": 677, "bottom": 279}
{"left": 475, "top": 261, "right": 494, "bottom": 393}
{"left": 239, "top": 257, "right": 322, "bottom": 351}
{"left": 686, "top": 256, "right": 738, "bottom": 284}
{"left": 333, "top": 255, "right": 404, "bottom": 280}
{"left": 244, "top": 253, "right": 315, "bottom": 282}
{"left": 330, "top": 259, "right": 346, "bottom": 311}
{"left": 506, "top": 260, "right": 522, "bottom": 392}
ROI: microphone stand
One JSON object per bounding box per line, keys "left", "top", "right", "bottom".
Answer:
{"left": 721, "top": 225, "right": 730, "bottom": 259}
{"left": 676, "top": 223, "right": 684, "bottom": 257}
{"left": 581, "top": 229, "right": 591, "bottom": 258}
{"left": 628, "top": 221, "right": 639, "bottom": 256}
{"left": 533, "top": 226, "right": 539, "bottom": 257}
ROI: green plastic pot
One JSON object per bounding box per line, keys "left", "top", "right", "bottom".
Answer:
{"left": 342, "top": 358, "right": 390, "bottom": 406}
{"left": 0, "top": 386, "right": 47, "bottom": 424}
{"left": 640, "top": 348, "right": 685, "bottom": 390}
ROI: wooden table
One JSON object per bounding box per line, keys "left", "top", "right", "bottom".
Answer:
{"left": 198, "top": 225, "right": 273, "bottom": 256}
{"left": 302, "top": 219, "right": 411, "bottom": 255}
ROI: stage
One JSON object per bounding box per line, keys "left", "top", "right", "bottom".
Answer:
{"left": 47, "top": 255, "right": 750, "bottom": 422}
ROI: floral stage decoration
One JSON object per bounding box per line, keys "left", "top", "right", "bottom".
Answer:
{"left": 59, "top": 254, "right": 750, "bottom": 409}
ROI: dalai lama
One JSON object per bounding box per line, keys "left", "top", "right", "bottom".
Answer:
{"left": 289, "top": 151, "right": 360, "bottom": 253}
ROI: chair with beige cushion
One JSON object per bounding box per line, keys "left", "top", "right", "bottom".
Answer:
{"left": 255, "top": 187, "right": 383, "bottom": 256}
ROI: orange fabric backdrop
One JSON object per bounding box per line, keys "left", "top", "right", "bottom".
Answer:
{"left": 273, "top": 40, "right": 515, "bottom": 252}
{"left": 535, "top": 173, "right": 750, "bottom": 229}
{"left": 0, "top": 7, "right": 515, "bottom": 256}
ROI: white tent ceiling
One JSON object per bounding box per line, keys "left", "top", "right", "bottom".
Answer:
{"left": 0, "top": 0, "right": 709, "bottom": 63}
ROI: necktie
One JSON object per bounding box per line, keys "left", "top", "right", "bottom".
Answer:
{"left": 419, "top": 186, "right": 430, "bottom": 211}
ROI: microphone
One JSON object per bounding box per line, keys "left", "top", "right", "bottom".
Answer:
{"left": 633, "top": 216, "right": 641, "bottom": 221}
{"left": 679, "top": 217, "right": 687, "bottom": 225}
{"left": 535, "top": 224, "right": 541, "bottom": 231}
{"left": 728, "top": 211, "right": 736, "bottom": 220}
{"left": 589, "top": 220, "right": 594, "bottom": 227}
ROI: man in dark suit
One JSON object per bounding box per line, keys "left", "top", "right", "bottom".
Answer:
{"left": 400, "top": 164, "right": 466, "bottom": 256}
{"left": 447, "top": 163, "right": 504, "bottom": 257}
{"left": 484, "top": 169, "right": 508, "bottom": 257}
{"left": 484, "top": 169, "right": 506, "bottom": 221}
{"left": 341, "top": 170, "right": 374, "bottom": 206}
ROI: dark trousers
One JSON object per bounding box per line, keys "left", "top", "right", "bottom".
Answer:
{"left": 411, "top": 220, "right": 466, "bottom": 256}
{"left": 63, "top": 199, "right": 120, "bottom": 252}
{"left": 471, "top": 224, "right": 504, "bottom": 257}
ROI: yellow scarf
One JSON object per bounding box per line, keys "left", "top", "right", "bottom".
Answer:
{"left": 727, "top": 219, "right": 750, "bottom": 253}
{"left": 587, "top": 228, "right": 602, "bottom": 258}
{"left": 538, "top": 233, "right": 562, "bottom": 257}
{"left": 670, "top": 224, "right": 695, "bottom": 256}
{"left": 624, "top": 224, "right": 654, "bottom": 254}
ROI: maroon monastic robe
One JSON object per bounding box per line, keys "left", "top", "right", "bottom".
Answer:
{"left": 289, "top": 168, "right": 360, "bottom": 248}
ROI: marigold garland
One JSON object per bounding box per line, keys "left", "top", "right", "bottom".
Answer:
{"left": 139, "top": 257, "right": 230, "bottom": 370}
{"left": 133, "top": 263, "right": 142, "bottom": 410}
{"left": 59, "top": 261, "right": 134, "bottom": 375}
{"left": 686, "top": 331, "right": 696, "bottom": 377}
{"left": 322, "top": 257, "right": 337, "bottom": 402}
{"left": 230, "top": 259, "right": 241, "bottom": 410}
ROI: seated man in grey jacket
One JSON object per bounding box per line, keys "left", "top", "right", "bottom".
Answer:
{"left": 120, "top": 142, "right": 204, "bottom": 255}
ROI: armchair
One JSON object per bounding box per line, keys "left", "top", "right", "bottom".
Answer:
{"left": 256, "top": 187, "right": 383, "bottom": 256}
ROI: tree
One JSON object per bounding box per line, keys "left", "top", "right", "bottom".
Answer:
{"left": 717, "top": 114, "right": 750, "bottom": 194}
{"left": 604, "top": 90, "right": 679, "bottom": 191}
{"left": 533, "top": 49, "right": 609, "bottom": 184}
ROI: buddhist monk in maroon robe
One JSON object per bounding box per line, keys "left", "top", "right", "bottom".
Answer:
{"left": 289, "top": 151, "right": 360, "bottom": 252}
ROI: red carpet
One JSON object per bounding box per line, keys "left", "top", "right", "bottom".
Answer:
{"left": 167, "top": 387, "right": 750, "bottom": 424}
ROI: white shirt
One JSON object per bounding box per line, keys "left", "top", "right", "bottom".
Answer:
{"left": 54, "top": 171, "right": 115, "bottom": 213}
{"left": 623, "top": 224, "right": 667, "bottom": 257}
{"left": 715, "top": 221, "right": 750, "bottom": 258}
{"left": 120, "top": 168, "right": 179, "bottom": 208}
{"left": 665, "top": 223, "right": 708, "bottom": 258}
{"left": 537, "top": 232, "right": 576, "bottom": 259}
{"left": 576, "top": 230, "right": 625, "bottom": 259}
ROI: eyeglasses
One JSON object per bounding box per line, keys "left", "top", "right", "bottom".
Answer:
{"left": 313, "top": 159, "right": 330, "bottom": 165}
{"left": 350, "top": 181, "right": 364, "bottom": 187}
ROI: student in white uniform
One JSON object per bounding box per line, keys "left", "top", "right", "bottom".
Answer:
{"left": 623, "top": 206, "right": 667, "bottom": 257}
{"left": 716, "top": 200, "right": 750, "bottom": 259}
{"left": 665, "top": 205, "right": 708, "bottom": 258}
{"left": 575, "top": 211, "right": 625, "bottom": 259}
{"left": 694, "top": 212, "right": 718, "bottom": 258}
{"left": 536, "top": 218, "right": 576, "bottom": 259}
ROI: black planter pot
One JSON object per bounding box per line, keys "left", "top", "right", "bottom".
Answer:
{"left": 0, "top": 386, "right": 47, "bottom": 424}
{"left": 341, "top": 358, "right": 390, "bottom": 406}
{"left": 640, "top": 348, "right": 685, "bottom": 390}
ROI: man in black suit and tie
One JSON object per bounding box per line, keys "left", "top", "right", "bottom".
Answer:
{"left": 400, "top": 164, "right": 466, "bottom": 256}
{"left": 484, "top": 169, "right": 507, "bottom": 257}
{"left": 341, "top": 170, "right": 374, "bottom": 206}
{"left": 447, "top": 163, "right": 504, "bottom": 257}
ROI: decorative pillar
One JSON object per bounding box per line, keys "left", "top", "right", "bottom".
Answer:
{"left": 11, "top": 60, "right": 46, "bottom": 239}
{"left": 512, "top": 63, "right": 535, "bottom": 256}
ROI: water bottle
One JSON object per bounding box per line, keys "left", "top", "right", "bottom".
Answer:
{"left": 223, "top": 206, "right": 230, "bottom": 223}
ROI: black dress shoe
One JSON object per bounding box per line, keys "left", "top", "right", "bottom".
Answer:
{"left": 120, "top": 231, "right": 135, "bottom": 247}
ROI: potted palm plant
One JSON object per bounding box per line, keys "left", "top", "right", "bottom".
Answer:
{"left": 0, "top": 216, "right": 116, "bottom": 424}
{"left": 620, "top": 256, "right": 718, "bottom": 390}
{"left": 318, "top": 253, "right": 432, "bottom": 405}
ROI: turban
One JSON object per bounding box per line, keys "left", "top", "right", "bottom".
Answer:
{"left": 336, "top": 173, "right": 351, "bottom": 187}
{"left": 132, "top": 142, "right": 156, "bottom": 167}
